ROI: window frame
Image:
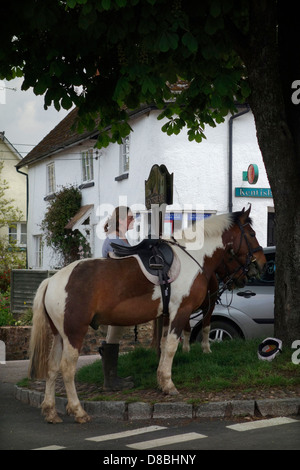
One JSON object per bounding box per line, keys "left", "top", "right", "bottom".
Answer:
{"left": 119, "top": 135, "right": 130, "bottom": 175}
{"left": 46, "top": 162, "right": 56, "bottom": 195}
{"left": 81, "top": 149, "right": 94, "bottom": 183}
{"left": 8, "top": 222, "right": 27, "bottom": 247}
{"left": 34, "top": 235, "right": 43, "bottom": 268}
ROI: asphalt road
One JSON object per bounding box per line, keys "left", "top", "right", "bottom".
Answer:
{"left": 1, "top": 358, "right": 300, "bottom": 452}
{"left": 1, "top": 380, "right": 300, "bottom": 452}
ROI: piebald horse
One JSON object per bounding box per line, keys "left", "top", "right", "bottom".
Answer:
{"left": 28, "top": 207, "right": 266, "bottom": 423}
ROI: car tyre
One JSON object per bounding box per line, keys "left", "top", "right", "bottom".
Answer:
{"left": 196, "top": 320, "right": 242, "bottom": 343}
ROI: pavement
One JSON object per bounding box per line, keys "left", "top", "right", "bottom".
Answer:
{"left": 1, "top": 356, "right": 300, "bottom": 421}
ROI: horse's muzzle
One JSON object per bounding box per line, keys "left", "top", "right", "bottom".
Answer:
{"left": 247, "top": 258, "right": 266, "bottom": 280}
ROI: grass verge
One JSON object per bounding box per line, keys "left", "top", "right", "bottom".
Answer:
{"left": 76, "top": 339, "right": 300, "bottom": 398}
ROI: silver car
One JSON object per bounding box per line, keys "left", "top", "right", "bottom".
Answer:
{"left": 189, "top": 247, "right": 275, "bottom": 343}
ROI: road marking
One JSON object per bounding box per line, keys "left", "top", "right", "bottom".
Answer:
{"left": 127, "top": 432, "right": 207, "bottom": 450}
{"left": 85, "top": 425, "right": 167, "bottom": 442}
{"left": 227, "top": 417, "right": 298, "bottom": 432}
{"left": 32, "top": 445, "right": 66, "bottom": 450}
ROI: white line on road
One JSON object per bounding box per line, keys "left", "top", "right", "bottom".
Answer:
{"left": 32, "top": 445, "right": 66, "bottom": 450}
{"left": 85, "top": 425, "right": 167, "bottom": 442}
{"left": 226, "top": 417, "right": 298, "bottom": 432}
{"left": 127, "top": 432, "right": 207, "bottom": 450}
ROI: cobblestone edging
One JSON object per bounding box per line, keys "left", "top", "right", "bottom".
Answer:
{"left": 14, "top": 385, "right": 300, "bottom": 421}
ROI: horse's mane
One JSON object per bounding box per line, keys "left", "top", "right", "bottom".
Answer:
{"left": 203, "top": 213, "right": 232, "bottom": 238}
{"left": 181, "top": 211, "right": 252, "bottom": 248}
{"left": 203, "top": 210, "right": 252, "bottom": 236}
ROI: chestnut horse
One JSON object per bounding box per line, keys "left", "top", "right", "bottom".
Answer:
{"left": 28, "top": 207, "right": 266, "bottom": 423}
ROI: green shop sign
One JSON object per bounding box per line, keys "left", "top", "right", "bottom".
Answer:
{"left": 235, "top": 187, "right": 273, "bottom": 198}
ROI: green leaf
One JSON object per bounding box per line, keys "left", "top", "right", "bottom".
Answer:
{"left": 210, "top": 0, "right": 221, "bottom": 18}
{"left": 182, "top": 32, "right": 198, "bottom": 53}
{"left": 66, "top": 0, "right": 77, "bottom": 8}
{"left": 158, "top": 32, "right": 178, "bottom": 52}
{"left": 141, "top": 76, "right": 156, "bottom": 94}
{"left": 159, "top": 33, "right": 170, "bottom": 52}
{"left": 34, "top": 78, "right": 49, "bottom": 95}
{"left": 102, "top": 0, "right": 111, "bottom": 10}
{"left": 61, "top": 95, "right": 73, "bottom": 110}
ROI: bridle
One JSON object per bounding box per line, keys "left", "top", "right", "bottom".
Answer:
{"left": 190, "top": 221, "right": 264, "bottom": 322}
{"left": 231, "top": 220, "right": 264, "bottom": 276}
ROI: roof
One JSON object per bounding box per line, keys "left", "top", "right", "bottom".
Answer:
{"left": 65, "top": 204, "right": 94, "bottom": 230}
{"left": 16, "top": 107, "right": 99, "bottom": 169}
{"left": 0, "top": 131, "right": 23, "bottom": 161}
{"left": 16, "top": 103, "right": 159, "bottom": 170}
{"left": 15, "top": 81, "right": 194, "bottom": 170}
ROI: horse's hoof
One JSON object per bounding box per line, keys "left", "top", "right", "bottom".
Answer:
{"left": 75, "top": 413, "right": 91, "bottom": 424}
{"left": 45, "top": 414, "right": 63, "bottom": 424}
{"left": 163, "top": 386, "right": 179, "bottom": 396}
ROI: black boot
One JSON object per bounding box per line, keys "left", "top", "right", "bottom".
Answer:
{"left": 98, "top": 342, "right": 134, "bottom": 391}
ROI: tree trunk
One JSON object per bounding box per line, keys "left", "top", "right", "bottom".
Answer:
{"left": 244, "top": 1, "right": 300, "bottom": 345}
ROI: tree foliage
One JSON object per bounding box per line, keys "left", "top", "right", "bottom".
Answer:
{"left": 0, "top": 0, "right": 250, "bottom": 147}
{"left": 1, "top": 0, "right": 300, "bottom": 343}
{"left": 0, "top": 161, "right": 25, "bottom": 278}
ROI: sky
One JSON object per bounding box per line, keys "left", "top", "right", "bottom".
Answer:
{"left": 0, "top": 77, "right": 71, "bottom": 159}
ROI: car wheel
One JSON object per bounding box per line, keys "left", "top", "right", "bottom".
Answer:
{"left": 196, "top": 320, "right": 242, "bottom": 343}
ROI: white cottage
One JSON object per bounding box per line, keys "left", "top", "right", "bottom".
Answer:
{"left": 16, "top": 105, "right": 274, "bottom": 270}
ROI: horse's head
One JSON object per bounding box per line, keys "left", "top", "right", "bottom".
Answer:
{"left": 221, "top": 206, "right": 267, "bottom": 288}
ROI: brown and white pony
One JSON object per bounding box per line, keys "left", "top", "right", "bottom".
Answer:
{"left": 28, "top": 206, "right": 266, "bottom": 423}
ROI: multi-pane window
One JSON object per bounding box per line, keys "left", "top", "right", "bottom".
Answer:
{"left": 46, "top": 162, "right": 56, "bottom": 195}
{"left": 119, "top": 136, "right": 130, "bottom": 174}
{"left": 34, "top": 235, "right": 43, "bottom": 268}
{"left": 8, "top": 222, "right": 27, "bottom": 246}
{"left": 81, "top": 149, "right": 94, "bottom": 182}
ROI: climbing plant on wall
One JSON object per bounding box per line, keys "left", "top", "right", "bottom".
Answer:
{"left": 41, "top": 186, "right": 91, "bottom": 266}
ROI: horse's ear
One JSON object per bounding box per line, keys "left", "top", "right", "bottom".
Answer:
{"left": 240, "top": 204, "right": 251, "bottom": 223}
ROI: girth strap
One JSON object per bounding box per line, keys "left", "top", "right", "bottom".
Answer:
{"left": 151, "top": 244, "right": 171, "bottom": 318}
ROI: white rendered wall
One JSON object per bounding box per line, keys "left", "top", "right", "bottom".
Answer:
{"left": 26, "top": 109, "right": 273, "bottom": 268}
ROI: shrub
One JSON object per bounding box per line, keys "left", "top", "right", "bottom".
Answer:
{"left": 41, "top": 186, "right": 91, "bottom": 266}
{"left": 0, "top": 290, "right": 16, "bottom": 326}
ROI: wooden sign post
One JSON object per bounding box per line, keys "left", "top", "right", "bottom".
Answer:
{"left": 145, "top": 164, "right": 173, "bottom": 238}
{"left": 145, "top": 165, "right": 173, "bottom": 355}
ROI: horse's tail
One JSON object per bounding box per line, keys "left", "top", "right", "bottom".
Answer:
{"left": 28, "top": 278, "right": 51, "bottom": 380}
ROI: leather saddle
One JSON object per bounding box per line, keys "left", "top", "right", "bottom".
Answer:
{"left": 110, "top": 239, "right": 175, "bottom": 317}
{"left": 110, "top": 238, "right": 174, "bottom": 277}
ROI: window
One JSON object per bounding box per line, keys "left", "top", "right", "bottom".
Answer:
{"left": 81, "top": 149, "right": 94, "bottom": 182}
{"left": 119, "top": 136, "right": 130, "bottom": 175}
{"left": 46, "top": 162, "right": 56, "bottom": 195}
{"left": 34, "top": 235, "right": 43, "bottom": 268}
{"left": 8, "top": 222, "right": 27, "bottom": 246}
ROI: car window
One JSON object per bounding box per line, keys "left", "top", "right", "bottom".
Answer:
{"left": 247, "top": 251, "right": 275, "bottom": 286}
